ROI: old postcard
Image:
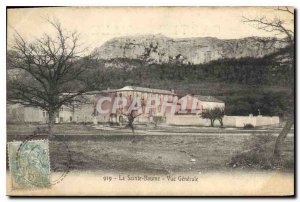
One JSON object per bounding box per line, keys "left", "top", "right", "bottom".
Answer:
{"left": 6, "top": 7, "right": 294, "bottom": 196}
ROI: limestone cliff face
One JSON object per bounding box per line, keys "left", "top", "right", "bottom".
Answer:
{"left": 93, "top": 34, "right": 286, "bottom": 64}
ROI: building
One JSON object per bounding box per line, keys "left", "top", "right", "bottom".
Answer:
{"left": 7, "top": 87, "right": 280, "bottom": 128}
{"left": 94, "top": 86, "right": 177, "bottom": 124}
{"left": 7, "top": 103, "right": 48, "bottom": 123}
{"left": 57, "top": 105, "right": 74, "bottom": 123}
{"left": 7, "top": 86, "right": 229, "bottom": 125}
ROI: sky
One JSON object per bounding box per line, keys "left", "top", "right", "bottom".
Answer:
{"left": 7, "top": 7, "right": 294, "bottom": 53}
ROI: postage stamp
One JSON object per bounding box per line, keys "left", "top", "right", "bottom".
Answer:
{"left": 7, "top": 140, "right": 51, "bottom": 189}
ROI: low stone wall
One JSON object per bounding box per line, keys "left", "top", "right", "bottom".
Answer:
{"left": 166, "top": 115, "right": 210, "bottom": 126}
{"left": 166, "top": 115, "right": 279, "bottom": 127}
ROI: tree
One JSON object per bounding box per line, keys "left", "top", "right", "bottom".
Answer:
{"left": 122, "top": 110, "right": 143, "bottom": 136}
{"left": 243, "top": 7, "right": 294, "bottom": 159}
{"left": 118, "top": 96, "right": 144, "bottom": 143}
{"left": 243, "top": 7, "right": 294, "bottom": 46}
{"left": 215, "top": 108, "right": 225, "bottom": 127}
{"left": 7, "top": 20, "right": 92, "bottom": 133}
{"left": 201, "top": 107, "right": 225, "bottom": 127}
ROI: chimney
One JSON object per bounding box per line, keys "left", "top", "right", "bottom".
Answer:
{"left": 107, "top": 87, "right": 110, "bottom": 90}
{"left": 171, "top": 89, "right": 175, "bottom": 94}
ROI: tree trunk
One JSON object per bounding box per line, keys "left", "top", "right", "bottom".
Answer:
{"left": 219, "top": 118, "right": 223, "bottom": 127}
{"left": 128, "top": 122, "right": 137, "bottom": 143}
{"left": 129, "top": 122, "right": 135, "bottom": 135}
{"left": 273, "top": 119, "right": 294, "bottom": 158}
{"left": 48, "top": 110, "right": 56, "bottom": 135}
{"left": 210, "top": 119, "right": 215, "bottom": 127}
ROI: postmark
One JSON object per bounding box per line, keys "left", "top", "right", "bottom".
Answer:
{"left": 8, "top": 139, "right": 51, "bottom": 189}
{"left": 8, "top": 131, "right": 72, "bottom": 189}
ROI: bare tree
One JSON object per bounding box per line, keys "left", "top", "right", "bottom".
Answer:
{"left": 122, "top": 110, "right": 143, "bottom": 136}
{"left": 7, "top": 20, "right": 92, "bottom": 133}
{"left": 242, "top": 7, "right": 294, "bottom": 45}
{"left": 243, "top": 7, "right": 294, "bottom": 159}
{"left": 116, "top": 96, "right": 144, "bottom": 143}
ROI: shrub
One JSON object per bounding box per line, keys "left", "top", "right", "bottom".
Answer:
{"left": 244, "top": 123, "right": 255, "bottom": 129}
{"left": 228, "top": 134, "right": 294, "bottom": 170}
{"left": 200, "top": 107, "right": 225, "bottom": 127}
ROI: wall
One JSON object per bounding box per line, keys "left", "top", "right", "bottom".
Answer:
{"left": 166, "top": 114, "right": 279, "bottom": 127}
{"left": 229, "top": 116, "right": 257, "bottom": 127}
{"left": 7, "top": 104, "right": 25, "bottom": 123}
{"left": 58, "top": 106, "right": 74, "bottom": 123}
{"left": 24, "top": 107, "right": 45, "bottom": 123}
{"left": 166, "top": 115, "right": 210, "bottom": 126}
{"left": 74, "top": 103, "right": 94, "bottom": 123}
{"left": 227, "top": 115, "right": 280, "bottom": 127}
{"left": 136, "top": 116, "right": 151, "bottom": 123}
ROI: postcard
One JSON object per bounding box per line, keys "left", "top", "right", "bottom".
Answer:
{"left": 6, "top": 6, "right": 294, "bottom": 196}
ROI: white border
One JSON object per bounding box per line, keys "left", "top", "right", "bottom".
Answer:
{"left": 1, "top": 0, "right": 299, "bottom": 201}
{"left": 1, "top": 0, "right": 299, "bottom": 6}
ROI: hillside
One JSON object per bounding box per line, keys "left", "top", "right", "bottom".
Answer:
{"left": 6, "top": 39, "right": 294, "bottom": 117}
{"left": 93, "top": 34, "right": 287, "bottom": 65}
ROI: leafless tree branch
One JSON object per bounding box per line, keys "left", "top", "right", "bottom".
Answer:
{"left": 7, "top": 19, "right": 93, "bottom": 127}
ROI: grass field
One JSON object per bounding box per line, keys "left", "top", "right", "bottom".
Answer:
{"left": 7, "top": 124, "right": 294, "bottom": 174}
{"left": 6, "top": 122, "right": 292, "bottom": 136}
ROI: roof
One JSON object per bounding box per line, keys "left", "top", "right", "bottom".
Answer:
{"left": 98, "top": 89, "right": 119, "bottom": 94}
{"left": 194, "top": 95, "right": 224, "bottom": 103}
{"left": 84, "top": 91, "right": 103, "bottom": 95}
{"left": 117, "top": 86, "right": 175, "bottom": 95}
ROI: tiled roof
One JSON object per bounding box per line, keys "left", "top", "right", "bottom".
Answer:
{"left": 99, "top": 89, "right": 119, "bottom": 94}
{"left": 118, "top": 86, "right": 175, "bottom": 95}
{"left": 194, "top": 95, "right": 224, "bottom": 103}
{"left": 84, "top": 91, "right": 103, "bottom": 95}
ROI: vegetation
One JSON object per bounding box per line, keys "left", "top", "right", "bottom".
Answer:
{"left": 7, "top": 20, "right": 93, "bottom": 132}
{"left": 229, "top": 134, "right": 294, "bottom": 170}
{"left": 242, "top": 6, "right": 294, "bottom": 160}
{"left": 84, "top": 46, "right": 294, "bottom": 89}
{"left": 7, "top": 37, "right": 293, "bottom": 120}
{"left": 243, "top": 124, "right": 255, "bottom": 129}
{"left": 77, "top": 48, "right": 293, "bottom": 118}
{"left": 200, "top": 107, "right": 225, "bottom": 127}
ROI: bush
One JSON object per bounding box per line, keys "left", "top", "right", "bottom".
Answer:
{"left": 228, "top": 134, "right": 273, "bottom": 169}
{"left": 228, "top": 134, "right": 294, "bottom": 170}
{"left": 153, "top": 116, "right": 165, "bottom": 124}
{"left": 244, "top": 123, "right": 255, "bottom": 129}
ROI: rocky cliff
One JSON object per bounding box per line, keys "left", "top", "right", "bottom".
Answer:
{"left": 93, "top": 34, "right": 286, "bottom": 65}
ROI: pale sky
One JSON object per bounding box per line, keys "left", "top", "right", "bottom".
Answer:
{"left": 7, "top": 7, "right": 294, "bottom": 53}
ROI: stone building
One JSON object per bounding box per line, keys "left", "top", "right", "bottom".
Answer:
{"left": 7, "top": 86, "right": 227, "bottom": 125}
{"left": 7, "top": 103, "right": 48, "bottom": 123}
{"left": 95, "top": 86, "right": 177, "bottom": 124}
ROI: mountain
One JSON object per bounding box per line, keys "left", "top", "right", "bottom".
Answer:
{"left": 93, "top": 34, "right": 287, "bottom": 65}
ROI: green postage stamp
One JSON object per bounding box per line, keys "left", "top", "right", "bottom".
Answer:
{"left": 7, "top": 140, "right": 51, "bottom": 189}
